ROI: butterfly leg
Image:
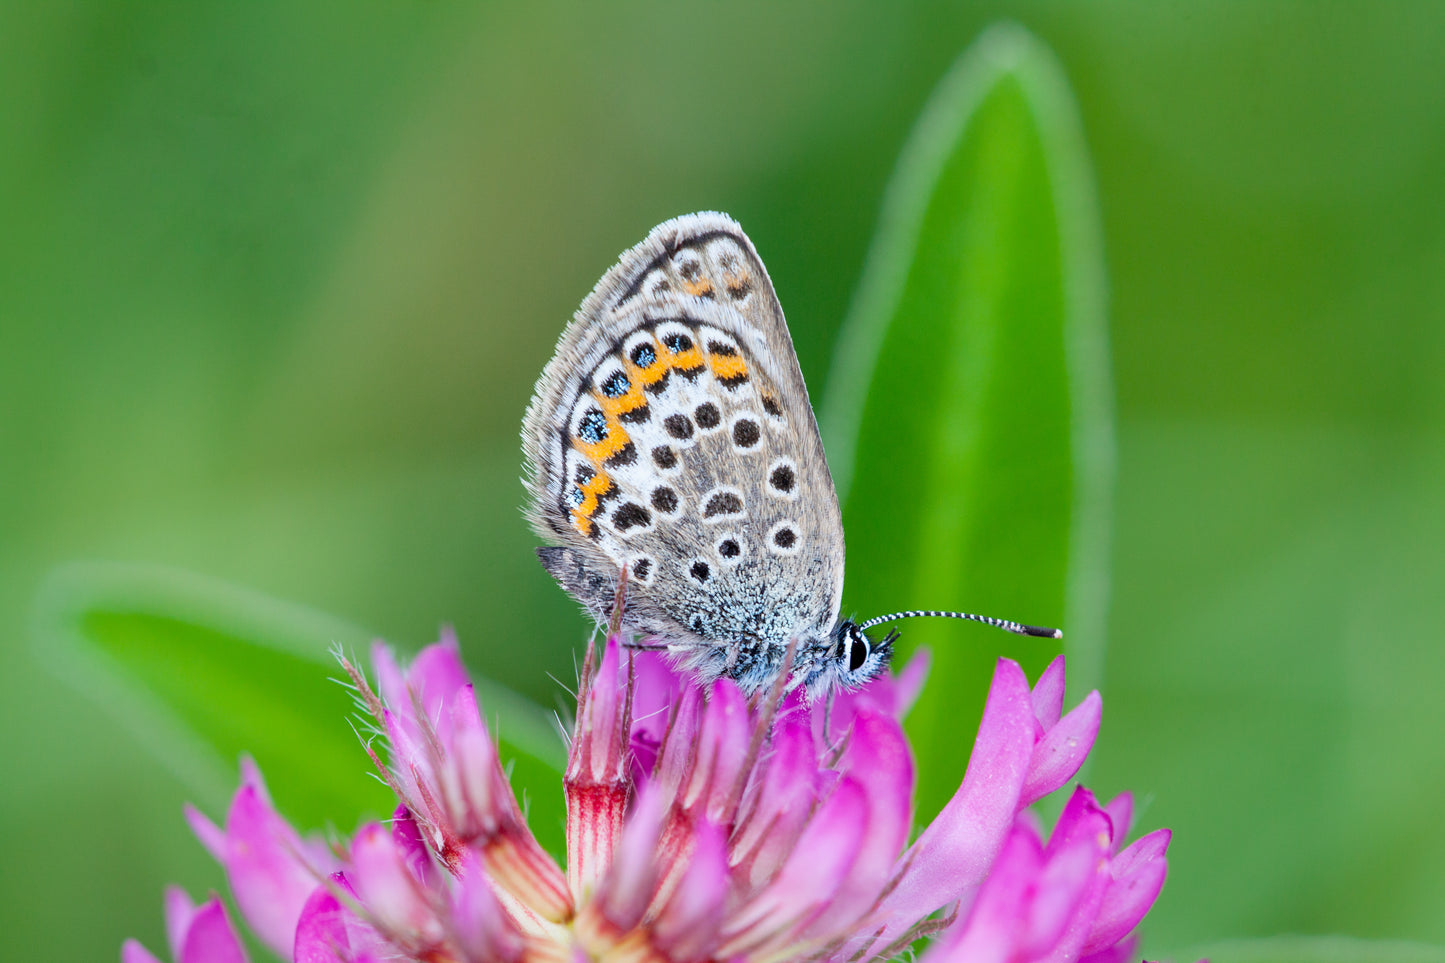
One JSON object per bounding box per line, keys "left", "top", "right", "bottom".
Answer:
{"left": 619, "top": 638, "right": 668, "bottom": 651}
{"left": 607, "top": 562, "right": 631, "bottom": 638}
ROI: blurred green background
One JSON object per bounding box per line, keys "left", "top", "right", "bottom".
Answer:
{"left": 3, "top": 3, "right": 1444, "bottom": 961}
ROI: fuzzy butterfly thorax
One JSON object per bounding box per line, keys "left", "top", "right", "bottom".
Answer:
{"left": 521, "top": 213, "right": 886, "bottom": 697}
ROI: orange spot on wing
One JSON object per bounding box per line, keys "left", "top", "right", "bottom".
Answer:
{"left": 571, "top": 471, "right": 614, "bottom": 534}
{"left": 709, "top": 352, "right": 747, "bottom": 382}
{"left": 623, "top": 335, "right": 669, "bottom": 389}
{"left": 681, "top": 278, "right": 715, "bottom": 298}
{"left": 594, "top": 381, "right": 648, "bottom": 420}
{"left": 723, "top": 269, "right": 751, "bottom": 298}
{"left": 668, "top": 343, "right": 705, "bottom": 374}
{"left": 573, "top": 426, "right": 630, "bottom": 465}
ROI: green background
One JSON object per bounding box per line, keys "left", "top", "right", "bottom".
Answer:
{"left": 3, "top": 3, "right": 1444, "bottom": 961}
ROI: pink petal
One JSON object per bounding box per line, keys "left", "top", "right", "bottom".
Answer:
{"left": 439, "top": 693, "right": 570, "bottom": 920}
{"left": 922, "top": 828, "right": 1045, "bottom": 963}
{"left": 1079, "top": 935, "right": 1138, "bottom": 963}
{"left": 442, "top": 685, "right": 539, "bottom": 854}
{"left": 293, "top": 875, "right": 355, "bottom": 963}
{"left": 1081, "top": 829, "right": 1171, "bottom": 956}
{"left": 628, "top": 651, "right": 683, "bottom": 784}
{"left": 1047, "top": 785, "right": 1105, "bottom": 852}
{"left": 654, "top": 686, "right": 703, "bottom": 803}
{"left": 374, "top": 635, "right": 470, "bottom": 765}
{"left": 595, "top": 783, "right": 665, "bottom": 930}
{"left": 183, "top": 806, "right": 226, "bottom": 866}
{"left": 720, "top": 777, "right": 869, "bottom": 956}
{"left": 451, "top": 852, "right": 525, "bottom": 963}
{"left": 926, "top": 816, "right": 1110, "bottom": 963}
{"left": 1031, "top": 656, "right": 1067, "bottom": 729}
{"left": 873, "top": 659, "right": 1037, "bottom": 944}
{"left": 730, "top": 715, "right": 819, "bottom": 888}
{"left": 408, "top": 629, "right": 470, "bottom": 718}
{"left": 177, "top": 898, "right": 248, "bottom": 963}
{"left": 379, "top": 707, "right": 426, "bottom": 807}
{"left": 1020, "top": 690, "right": 1102, "bottom": 807}
{"left": 163, "top": 886, "right": 197, "bottom": 958}
{"left": 803, "top": 710, "right": 915, "bottom": 941}
{"left": 840, "top": 709, "right": 914, "bottom": 859}
{"left": 121, "top": 940, "right": 165, "bottom": 963}
{"left": 682, "top": 679, "right": 751, "bottom": 823}
{"left": 631, "top": 650, "right": 684, "bottom": 732}
{"left": 1035, "top": 790, "right": 1114, "bottom": 963}
{"left": 238, "top": 757, "right": 270, "bottom": 803}
{"left": 1102, "top": 793, "right": 1134, "bottom": 846}
{"left": 569, "top": 636, "right": 629, "bottom": 785}
{"left": 651, "top": 819, "right": 730, "bottom": 962}
{"left": 210, "top": 777, "right": 332, "bottom": 957}
{"left": 569, "top": 642, "right": 638, "bottom": 896}
{"left": 1022, "top": 825, "right": 1108, "bottom": 960}
{"left": 448, "top": 688, "right": 503, "bottom": 826}
{"left": 349, "top": 823, "right": 439, "bottom": 942}
{"left": 370, "top": 643, "right": 407, "bottom": 721}
{"left": 389, "top": 807, "right": 437, "bottom": 890}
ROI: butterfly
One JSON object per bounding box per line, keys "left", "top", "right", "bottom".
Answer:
{"left": 522, "top": 213, "right": 1058, "bottom": 697}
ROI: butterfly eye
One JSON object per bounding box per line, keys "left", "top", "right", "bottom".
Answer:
{"left": 847, "top": 632, "right": 870, "bottom": 673}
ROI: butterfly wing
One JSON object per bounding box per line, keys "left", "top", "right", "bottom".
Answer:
{"left": 522, "top": 213, "right": 844, "bottom": 686}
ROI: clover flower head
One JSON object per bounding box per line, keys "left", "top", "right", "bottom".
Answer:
{"left": 125, "top": 630, "right": 1168, "bottom": 963}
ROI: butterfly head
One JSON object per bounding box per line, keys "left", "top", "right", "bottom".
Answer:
{"left": 797, "top": 619, "right": 897, "bottom": 696}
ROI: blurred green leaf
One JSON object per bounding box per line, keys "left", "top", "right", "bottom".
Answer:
{"left": 32, "top": 562, "right": 566, "bottom": 853}
{"left": 822, "top": 23, "right": 1111, "bottom": 823}
{"left": 1185, "top": 936, "right": 1445, "bottom": 963}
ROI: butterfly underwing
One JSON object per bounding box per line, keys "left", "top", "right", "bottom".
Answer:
{"left": 521, "top": 212, "right": 886, "bottom": 696}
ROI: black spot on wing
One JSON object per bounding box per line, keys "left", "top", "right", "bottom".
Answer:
{"left": 619, "top": 403, "right": 650, "bottom": 424}
{"left": 703, "top": 491, "right": 743, "bottom": 518}
{"left": 578, "top": 409, "right": 607, "bottom": 443}
{"left": 651, "top": 486, "right": 678, "bottom": 513}
{"left": 664, "top": 414, "right": 693, "bottom": 440}
{"left": 695, "top": 403, "right": 721, "bottom": 429}
{"left": 605, "top": 442, "right": 638, "bottom": 468}
{"left": 600, "top": 371, "right": 630, "bottom": 398}
{"left": 732, "top": 419, "right": 760, "bottom": 449}
{"left": 612, "top": 502, "right": 651, "bottom": 532}
{"left": 644, "top": 369, "right": 671, "bottom": 395}
{"left": 630, "top": 342, "right": 657, "bottom": 368}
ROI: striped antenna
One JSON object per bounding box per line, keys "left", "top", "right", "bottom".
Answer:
{"left": 855, "top": 609, "right": 1062, "bottom": 639}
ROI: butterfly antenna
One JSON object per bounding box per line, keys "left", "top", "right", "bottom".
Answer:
{"left": 856, "top": 609, "right": 1062, "bottom": 639}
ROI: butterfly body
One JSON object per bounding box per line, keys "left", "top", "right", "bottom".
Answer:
{"left": 523, "top": 213, "right": 884, "bottom": 696}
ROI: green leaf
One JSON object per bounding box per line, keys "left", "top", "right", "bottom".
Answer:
{"left": 1183, "top": 936, "right": 1445, "bottom": 963}
{"left": 32, "top": 562, "right": 566, "bottom": 854}
{"left": 822, "top": 23, "right": 1112, "bottom": 823}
